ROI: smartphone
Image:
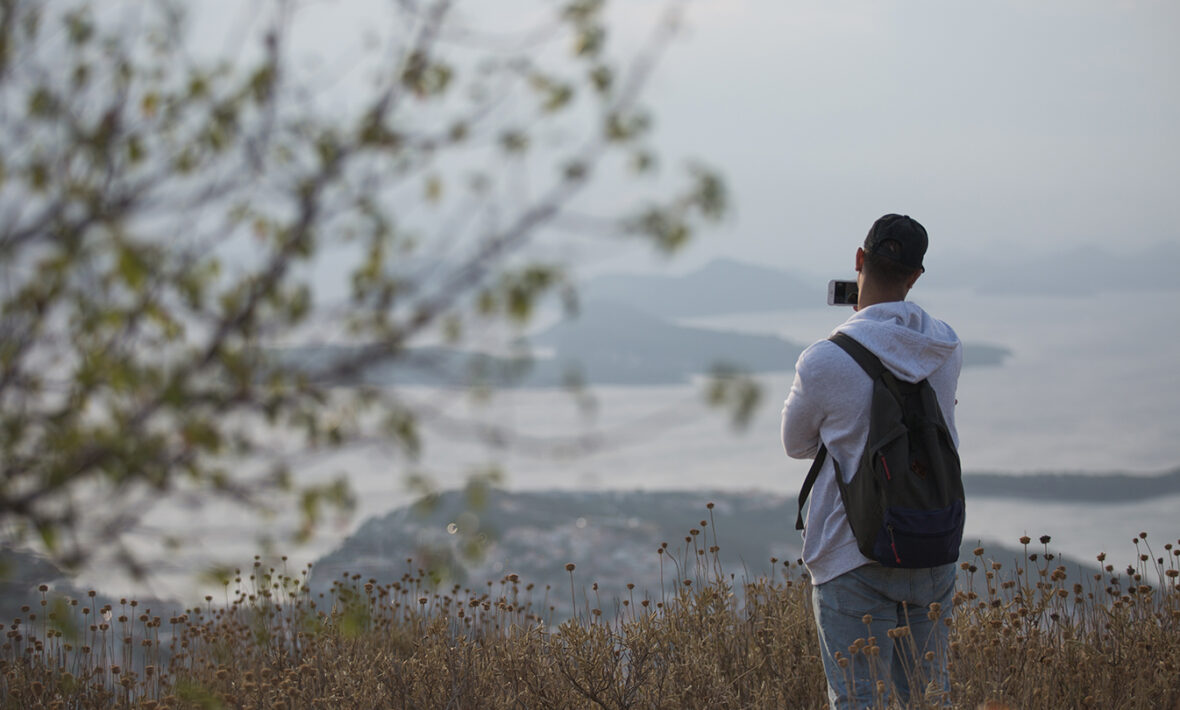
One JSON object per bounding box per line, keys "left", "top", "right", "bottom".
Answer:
{"left": 827, "top": 279, "right": 858, "bottom": 306}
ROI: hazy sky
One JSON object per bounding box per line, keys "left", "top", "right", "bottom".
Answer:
{"left": 188, "top": 0, "right": 1180, "bottom": 280}
{"left": 628, "top": 0, "right": 1180, "bottom": 276}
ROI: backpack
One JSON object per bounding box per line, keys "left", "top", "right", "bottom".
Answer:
{"left": 795, "top": 332, "right": 965, "bottom": 568}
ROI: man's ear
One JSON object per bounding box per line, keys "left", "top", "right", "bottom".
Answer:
{"left": 855, "top": 247, "right": 865, "bottom": 272}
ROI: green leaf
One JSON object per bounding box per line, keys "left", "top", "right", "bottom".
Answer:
{"left": 563, "top": 0, "right": 605, "bottom": 23}
{"left": 499, "top": 130, "right": 529, "bottom": 154}
{"left": 48, "top": 597, "right": 80, "bottom": 643}
{"left": 38, "top": 523, "right": 57, "bottom": 552}
{"left": 543, "top": 83, "right": 574, "bottom": 112}
{"left": 339, "top": 599, "right": 371, "bottom": 638}
{"left": 589, "top": 65, "right": 613, "bottom": 94}
{"left": 424, "top": 175, "right": 443, "bottom": 203}
{"left": 630, "top": 151, "right": 655, "bottom": 174}
{"left": 28, "top": 86, "right": 59, "bottom": 117}
{"left": 141, "top": 92, "right": 159, "bottom": 118}
{"left": 64, "top": 9, "right": 94, "bottom": 45}
{"left": 605, "top": 110, "right": 650, "bottom": 142}
{"left": 117, "top": 246, "right": 148, "bottom": 290}
{"left": 703, "top": 364, "right": 763, "bottom": 430}
{"left": 573, "top": 26, "right": 605, "bottom": 57}
{"left": 175, "top": 680, "right": 225, "bottom": 710}
{"left": 690, "top": 165, "right": 728, "bottom": 220}
{"left": 384, "top": 410, "right": 421, "bottom": 457}
{"left": 27, "top": 160, "right": 49, "bottom": 190}
{"left": 248, "top": 64, "right": 276, "bottom": 103}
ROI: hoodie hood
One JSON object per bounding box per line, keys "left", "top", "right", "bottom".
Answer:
{"left": 832, "top": 301, "right": 960, "bottom": 383}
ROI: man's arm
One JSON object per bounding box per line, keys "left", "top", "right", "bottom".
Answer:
{"left": 782, "top": 346, "right": 825, "bottom": 459}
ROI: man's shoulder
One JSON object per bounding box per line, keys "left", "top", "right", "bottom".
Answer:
{"left": 796, "top": 337, "right": 865, "bottom": 380}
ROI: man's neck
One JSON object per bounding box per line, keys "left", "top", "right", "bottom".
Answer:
{"left": 856, "top": 285, "right": 908, "bottom": 311}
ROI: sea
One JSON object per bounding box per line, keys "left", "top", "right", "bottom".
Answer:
{"left": 85, "top": 288, "right": 1180, "bottom": 603}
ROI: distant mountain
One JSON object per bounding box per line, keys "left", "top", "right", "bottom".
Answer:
{"left": 528, "top": 300, "right": 804, "bottom": 384}
{"left": 308, "top": 489, "right": 801, "bottom": 619}
{"left": 277, "top": 296, "right": 1009, "bottom": 388}
{"left": 966, "top": 467, "right": 1180, "bottom": 502}
{"left": 0, "top": 547, "right": 179, "bottom": 624}
{"left": 529, "top": 299, "right": 1008, "bottom": 373}
{"left": 308, "top": 487, "right": 1104, "bottom": 620}
{"left": 583, "top": 258, "right": 822, "bottom": 317}
{"left": 962, "top": 343, "right": 1010, "bottom": 367}
{"left": 589, "top": 245, "right": 1180, "bottom": 307}
{"left": 277, "top": 301, "right": 810, "bottom": 387}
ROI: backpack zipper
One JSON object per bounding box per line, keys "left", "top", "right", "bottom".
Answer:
{"left": 886, "top": 524, "right": 902, "bottom": 564}
{"left": 879, "top": 454, "right": 892, "bottom": 481}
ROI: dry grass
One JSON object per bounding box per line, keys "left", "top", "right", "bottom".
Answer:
{"left": 1, "top": 521, "right": 1177, "bottom": 709}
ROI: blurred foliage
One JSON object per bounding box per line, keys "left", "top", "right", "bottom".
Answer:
{"left": 0, "top": 0, "right": 728, "bottom": 574}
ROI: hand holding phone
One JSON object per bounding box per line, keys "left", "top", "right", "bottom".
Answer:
{"left": 827, "top": 279, "right": 858, "bottom": 306}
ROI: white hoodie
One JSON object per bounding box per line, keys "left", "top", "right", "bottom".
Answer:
{"left": 781, "top": 300, "right": 962, "bottom": 585}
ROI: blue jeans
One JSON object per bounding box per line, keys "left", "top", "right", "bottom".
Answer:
{"left": 811, "top": 563, "right": 956, "bottom": 709}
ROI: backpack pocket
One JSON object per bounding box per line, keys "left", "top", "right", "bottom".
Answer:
{"left": 873, "top": 500, "right": 964, "bottom": 568}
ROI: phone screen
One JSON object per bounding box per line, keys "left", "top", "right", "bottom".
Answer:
{"left": 827, "top": 280, "right": 858, "bottom": 306}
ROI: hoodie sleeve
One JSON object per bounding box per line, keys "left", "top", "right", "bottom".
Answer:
{"left": 782, "top": 345, "right": 825, "bottom": 459}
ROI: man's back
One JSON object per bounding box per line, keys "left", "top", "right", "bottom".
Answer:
{"left": 782, "top": 299, "right": 962, "bottom": 584}
{"left": 779, "top": 213, "right": 963, "bottom": 708}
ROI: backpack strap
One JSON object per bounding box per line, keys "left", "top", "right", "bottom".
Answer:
{"left": 795, "top": 333, "right": 885, "bottom": 532}
{"left": 795, "top": 444, "right": 826, "bottom": 530}
{"left": 829, "top": 332, "right": 885, "bottom": 379}
{"left": 831, "top": 332, "right": 906, "bottom": 401}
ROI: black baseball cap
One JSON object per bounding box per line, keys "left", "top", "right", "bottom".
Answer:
{"left": 864, "top": 214, "right": 928, "bottom": 272}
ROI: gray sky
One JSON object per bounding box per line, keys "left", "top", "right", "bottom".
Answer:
{"left": 625, "top": 0, "right": 1180, "bottom": 276}
{"left": 189, "top": 0, "right": 1180, "bottom": 279}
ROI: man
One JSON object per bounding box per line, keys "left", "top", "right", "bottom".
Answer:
{"left": 781, "top": 214, "right": 962, "bottom": 708}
